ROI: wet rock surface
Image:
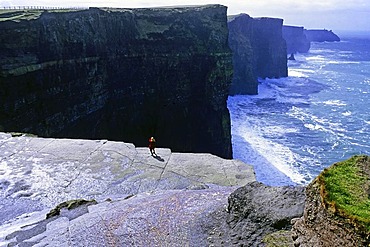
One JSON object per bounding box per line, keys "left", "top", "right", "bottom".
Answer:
{"left": 0, "top": 133, "right": 255, "bottom": 245}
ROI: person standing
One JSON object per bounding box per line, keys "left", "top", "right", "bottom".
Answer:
{"left": 148, "top": 137, "right": 156, "bottom": 156}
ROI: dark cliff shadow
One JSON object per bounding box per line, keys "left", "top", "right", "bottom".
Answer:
{"left": 153, "top": 155, "right": 165, "bottom": 162}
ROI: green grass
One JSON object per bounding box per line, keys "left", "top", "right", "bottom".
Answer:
{"left": 0, "top": 10, "right": 43, "bottom": 21}
{"left": 318, "top": 155, "right": 370, "bottom": 233}
{"left": 0, "top": 8, "right": 86, "bottom": 22}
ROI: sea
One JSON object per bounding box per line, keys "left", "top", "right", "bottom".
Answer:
{"left": 227, "top": 31, "right": 370, "bottom": 186}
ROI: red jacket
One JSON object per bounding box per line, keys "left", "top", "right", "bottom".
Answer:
{"left": 148, "top": 138, "right": 156, "bottom": 149}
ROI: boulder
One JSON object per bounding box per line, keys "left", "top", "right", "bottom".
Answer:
{"left": 204, "top": 181, "right": 306, "bottom": 246}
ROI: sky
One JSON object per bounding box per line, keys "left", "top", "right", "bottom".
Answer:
{"left": 1, "top": 0, "right": 369, "bottom": 32}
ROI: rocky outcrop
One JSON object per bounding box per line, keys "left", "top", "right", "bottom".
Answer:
{"left": 3, "top": 133, "right": 368, "bottom": 246}
{"left": 304, "top": 29, "right": 340, "bottom": 42}
{"left": 224, "top": 182, "right": 305, "bottom": 246}
{"left": 282, "top": 25, "right": 311, "bottom": 54}
{"left": 1, "top": 131, "right": 310, "bottom": 246}
{"left": 0, "top": 5, "right": 233, "bottom": 158}
{"left": 0, "top": 132, "right": 256, "bottom": 245}
{"left": 228, "top": 14, "right": 287, "bottom": 95}
{"left": 292, "top": 155, "right": 370, "bottom": 246}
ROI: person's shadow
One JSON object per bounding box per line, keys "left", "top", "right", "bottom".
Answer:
{"left": 153, "top": 155, "right": 165, "bottom": 162}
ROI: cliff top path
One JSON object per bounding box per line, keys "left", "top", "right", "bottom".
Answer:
{"left": 0, "top": 132, "right": 255, "bottom": 246}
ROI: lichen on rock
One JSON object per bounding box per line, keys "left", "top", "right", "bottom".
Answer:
{"left": 46, "top": 199, "right": 97, "bottom": 219}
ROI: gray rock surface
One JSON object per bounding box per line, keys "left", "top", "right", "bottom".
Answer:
{"left": 0, "top": 132, "right": 255, "bottom": 246}
{"left": 224, "top": 181, "right": 305, "bottom": 246}
{"left": 4, "top": 188, "right": 236, "bottom": 246}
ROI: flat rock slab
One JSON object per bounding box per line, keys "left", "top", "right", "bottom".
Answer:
{"left": 4, "top": 187, "right": 235, "bottom": 246}
{"left": 0, "top": 133, "right": 255, "bottom": 244}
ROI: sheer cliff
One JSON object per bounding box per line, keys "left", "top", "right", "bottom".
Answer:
{"left": 0, "top": 6, "right": 233, "bottom": 158}
{"left": 228, "top": 14, "right": 287, "bottom": 95}
{"left": 282, "top": 25, "right": 311, "bottom": 54}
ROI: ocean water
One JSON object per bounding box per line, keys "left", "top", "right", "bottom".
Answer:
{"left": 228, "top": 33, "right": 370, "bottom": 186}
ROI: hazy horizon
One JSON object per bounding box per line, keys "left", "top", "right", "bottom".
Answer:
{"left": 1, "top": 0, "right": 369, "bottom": 32}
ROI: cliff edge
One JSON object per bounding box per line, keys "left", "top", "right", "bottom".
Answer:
{"left": 0, "top": 132, "right": 255, "bottom": 246}
{"left": 0, "top": 5, "right": 233, "bottom": 158}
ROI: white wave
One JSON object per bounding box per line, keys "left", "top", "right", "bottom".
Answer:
{"left": 309, "top": 48, "right": 336, "bottom": 54}
{"left": 306, "top": 55, "right": 326, "bottom": 61}
{"left": 276, "top": 95, "right": 309, "bottom": 105}
{"left": 288, "top": 107, "right": 346, "bottom": 134}
{"left": 342, "top": 111, "right": 352, "bottom": 116}
{"left": 338, "top": 50, "right": 353, "bottom": 54}
{"left": 288, "top": 69, "right": 310, "bottom": 78}
{"left": 233, "top": 123, "right": 305, "bottom": 184}
{"left": 328, "top": 61, "right": 361, "bottom": 65}
{"left": 321, "top": 100, "right": 347, "bottom": 106}
{"left": 304, "top": 123, "right": 322, "bottom": 131}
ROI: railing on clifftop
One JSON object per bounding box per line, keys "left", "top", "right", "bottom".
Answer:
{"left": 1, "top": 6, "right": 88, "bottom": 10}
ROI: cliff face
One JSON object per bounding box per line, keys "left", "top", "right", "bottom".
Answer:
{"left": 304, "top": 29, "right": 340, "bottom": 42}
{"left": 0, "top": 6, "right": 233, "bottom": 158}
{"left": 282, "top": 25, "right": 311, "bottom": 54}
{"left": 253, "top": 18, "right": 288, "bottom": 79}
{"left": 283, "top": 27, "right": 340, "bottom": 55}
{"left": 227, "top": 14, "right": 256, "bottom": 95}
{"left": 228, "top": 14, "right": 287, "bottom": 95}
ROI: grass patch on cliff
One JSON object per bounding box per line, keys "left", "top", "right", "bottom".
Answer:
{"left": 0, "top": 10, "right": 43, "bottom": 21}
{"left": 319, "top": 155, "right": 370, "bottom": 233}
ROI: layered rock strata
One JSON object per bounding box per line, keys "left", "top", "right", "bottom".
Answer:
{"left": 228, "top": 14, "right": 287, "bottom": 95}
{"left": 0, "top": 5, "right": 233, "bottom": 158}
